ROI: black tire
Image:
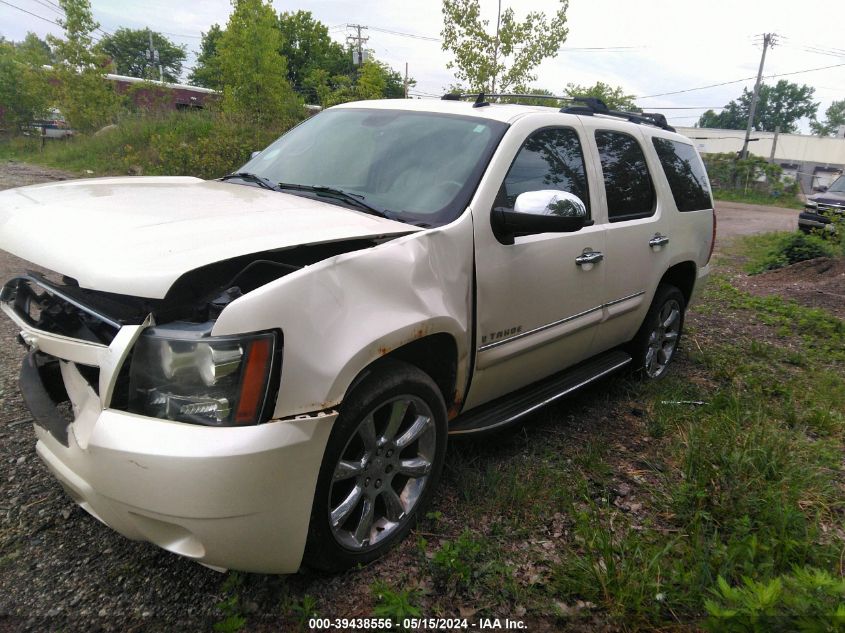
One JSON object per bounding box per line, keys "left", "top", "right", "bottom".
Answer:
{"left": 303, "top": 360, "right": 447, "bottom": 572}
{"left": 627, "top": 284, "right": 686, "bottom": 380}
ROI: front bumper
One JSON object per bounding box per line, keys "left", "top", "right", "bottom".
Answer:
{"left": 798, "top": 210, "right": 834, "bottom": 233}
{"left": 5, "top": 288, "right": 335, "bottom": 574}
{"left": 33, "top": 386, "right": 335, "bottom": 573}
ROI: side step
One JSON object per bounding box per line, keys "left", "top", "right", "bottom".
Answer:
{"left": 449, "top": 350, "right": 632, "bottom": 436}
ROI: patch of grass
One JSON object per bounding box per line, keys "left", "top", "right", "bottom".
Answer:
{"left": 704, "top": 568, "right": 845, "bottom": 631}
{"left": 428, "top": 530, "right": 486, "bottom": 595}
{"left": 371, "top": 581, "right": 422, "bottom": 625}
{"left": 214, "top": 572, "right": 247, "bottom": 633}
{"left": 702, "top": 275, "right": 845, "bottom": 362}
{"left": 286, "top": 594, "right": 319, "bottom": 630}
{"left": 713, "top": 188, "right": 804, "bottom": 210}
{"left": 552, "top": 496, "right": 681, "bottom": 622}
{"left": 0, "top": 109, "right": 299, "bottom": 179}
{"left": 443, "top": 441, "right": 576, "bottom": 534}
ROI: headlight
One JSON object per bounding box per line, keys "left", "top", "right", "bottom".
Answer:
{"left": 805, "top": 200, "right": 818, "bottom": 210}
{"left": 125, "top": 326, "right": 279, "bottom": 426}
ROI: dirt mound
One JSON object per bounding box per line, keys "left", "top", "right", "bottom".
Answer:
{"left": 734, "top": 257, "right": 845, "bottom": 319}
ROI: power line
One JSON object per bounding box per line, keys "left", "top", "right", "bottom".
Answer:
{"left": 27, "top": 0, "right": 61, "bottom": 16}
{"left": 159, "top": 30, "right": 203, "bottom": 39}
{"left": 638, "top": 61, "right": 845, "bottom": 99}
{"left": 367, "top": 25, "right": 440, "bottom": 42}
{"left": 0, "top": 0, "right": 61, "bottom": 26}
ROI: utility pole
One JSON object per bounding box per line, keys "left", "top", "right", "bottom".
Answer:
{"left": 741, "top": 33, "right": 776, "bottom": 160}
{"left": 769, "top": 126, "right": 780, "bottom": 163}
{"left": 404, "top": 62, "right": 409, "bottom": 98}
{"left": 347, "top": 24, "right": 369, "bottom": 65}
{"left": 491, "top": 0, "right": 502, "bottom": 94}
{"left": 147, "top": 29, "right": 162, "bottom": 82}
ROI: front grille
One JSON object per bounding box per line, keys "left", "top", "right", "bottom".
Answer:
{"left": 1, "top": 274, "right": 122, "bottom": 345}
{"left": 817, "top": 203, "right": 844, "bottom": 213}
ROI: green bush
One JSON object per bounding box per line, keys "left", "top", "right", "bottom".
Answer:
{"left": 741, "top": 232, "right": 835, "bottom": 274}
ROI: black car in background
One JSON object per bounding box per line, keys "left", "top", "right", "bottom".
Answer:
{"left": 799, "top": 175, "right": 845, "bottom": 233}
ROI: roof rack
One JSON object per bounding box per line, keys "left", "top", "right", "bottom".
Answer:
{"left": 440, "top": 92, "right": 675, "bottom": 132}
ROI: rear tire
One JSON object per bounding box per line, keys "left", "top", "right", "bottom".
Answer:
{"left": 303, "top": 360, "right": 447, "bottom": 572}
{"left": 627, "top": 284, "right": 685, "bottom": 380}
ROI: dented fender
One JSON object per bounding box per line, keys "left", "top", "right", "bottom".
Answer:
{"left": 210, "top": 212, "right": 475, "bottom": 418}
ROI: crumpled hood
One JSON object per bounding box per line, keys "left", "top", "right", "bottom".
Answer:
{"left": 0, "top": 176, "right": 418, "bottom": 298}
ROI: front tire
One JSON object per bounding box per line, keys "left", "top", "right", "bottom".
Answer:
{"left": 628, "top": 284, "right": 685, "bottom": 380}
{"left": 303, "top": 360, "right": 447, "bottom": 572}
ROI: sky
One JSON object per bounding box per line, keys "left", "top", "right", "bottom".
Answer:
{"left": 0, "top": 0, "right": 842, "bottom": 133}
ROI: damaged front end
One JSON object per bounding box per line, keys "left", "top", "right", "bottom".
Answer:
{"left": 1, "top": 238, "right": 389, "bottom": 443}
{"left": 0, "top": 261, "right": 339, "bottom": 573}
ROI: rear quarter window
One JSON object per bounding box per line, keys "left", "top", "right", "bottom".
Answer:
{"left": 595, "top": 130, "right": 656, "bottom": 222}
{"left": 651, "top": 138, "right": 712, "bottom": 212}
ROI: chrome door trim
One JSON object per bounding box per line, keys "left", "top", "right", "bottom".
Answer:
{"left": 477, "top": 290, "right": 646, "bottom": 352}
{"left": 477, "top": 304, "right": 604, "bottom": 352}
{"left": 604, "top": 290, "right": 645, "bottom": 307}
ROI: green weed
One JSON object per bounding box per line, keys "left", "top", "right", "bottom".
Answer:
{"left": 371, "top": 581, "right": 422, "bottom": 625}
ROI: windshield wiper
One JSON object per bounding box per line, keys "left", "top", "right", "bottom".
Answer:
{"left": 277, "top": 183, "right": 396, "bottom": 220}
{"left": 219, "top": 172, "right": 281, "bottom": 192}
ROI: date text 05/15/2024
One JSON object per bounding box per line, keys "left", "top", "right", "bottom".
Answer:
{"left": 308, "top": 617, "right": 527, "bottom": 630}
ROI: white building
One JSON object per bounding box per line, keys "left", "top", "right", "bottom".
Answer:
{"left": 676, "top": 126, "right": 845, "bottom": 192}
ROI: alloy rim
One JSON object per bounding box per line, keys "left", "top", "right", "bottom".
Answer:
{"left": 329, "top": 395, "right": 436, "bottom": 551}
{"left": 645, "top": 299, "right": 681, "bottom": 378}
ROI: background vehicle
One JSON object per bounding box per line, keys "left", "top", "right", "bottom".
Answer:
{"left": 799, "top": 174, "right": 845, "bottom": 233}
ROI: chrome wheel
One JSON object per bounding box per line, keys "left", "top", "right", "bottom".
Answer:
{"left": 328, "top": 395, "right": 436, "bottom": 551}
{"left": 645, "top": 299, "right": 681, "bottom": 378}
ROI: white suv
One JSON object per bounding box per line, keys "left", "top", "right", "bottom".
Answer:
{"left": 0, "top": 96, "right": 715, "bottom": 573}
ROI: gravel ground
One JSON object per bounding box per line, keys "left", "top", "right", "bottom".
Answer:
{"left": 0, "top": 162, "right": 814, "bottom": 632}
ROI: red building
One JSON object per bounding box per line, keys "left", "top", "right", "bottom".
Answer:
{"left": 106, "top": 73, "right": 218, "bottom": 110}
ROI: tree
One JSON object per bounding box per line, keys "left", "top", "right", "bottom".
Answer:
{"left": 356, "top": 60, "right": 388, "bottom": 100}
{"left": 810, "top": 100, "right": 845, "bottom": 136}
{"left": 304, "top": 58, "right": 410, "bottom": 107}
{"left": 0, "top": 39, "right": 52, "bottom": 130}
{"left": 188, "top": 24, "right": 224, "bottom": 89}
{"left": 697, "top": 80, "right": 818, "bottom": 133}
{"left": 15, "top": 32, "right": 52, "bottom": 66}
{"left": 47, "top": 0, "right": 119, "bottom": 132}
{"left": 277, "top": 10, "right": 349, "bottom": 90}
{"left": 441, "top": 0, "right": 569, "bottom": 93}
{"left": 217, "top": 0, "right": 300, "bottom": 123}
{"left": 565, "top": 81, "right": 638, "bottom": 111}
{"left": 96, "top": 28, "right": 186, "bottom": 82}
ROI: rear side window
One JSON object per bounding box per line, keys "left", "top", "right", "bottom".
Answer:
{"left": 652, "top": 138, "right": 712, "bottom": 211}
{"left": 595, "top": 131, "right": 655, "bottom": 222}
{"left": 495, "top": 127, "right": 590, "bottom": 216}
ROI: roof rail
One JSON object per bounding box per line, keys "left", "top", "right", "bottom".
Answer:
{"left": 440, "top": 92, "right": 675, "bottom": 132}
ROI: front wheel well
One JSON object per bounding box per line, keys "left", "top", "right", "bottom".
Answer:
{"left": 659, "top": 261, "right": 696, "bottom": 306}
{"left": 346, "top": 334, "right": 459, "bottom": 412}
{"left": 381, "top": 334, "right": 458, "bottom": 408}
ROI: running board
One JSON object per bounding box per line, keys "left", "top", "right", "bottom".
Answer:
{"left": 449, "top": 350, "right": 632, "bottom": 436}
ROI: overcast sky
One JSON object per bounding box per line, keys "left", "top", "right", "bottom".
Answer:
{"left": 1, "top": 0, "right": 842, "bottom": 132}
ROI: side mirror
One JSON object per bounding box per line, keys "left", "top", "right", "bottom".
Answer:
{"left": 492, "top": 190, "right": 590, "bottom": 244}
{"left": 250, "top": 150, "right": 261, "bottom": 159}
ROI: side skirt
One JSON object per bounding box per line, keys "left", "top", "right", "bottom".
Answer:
{"left": 448, "top": 349, "right": 632, "bottom": 436}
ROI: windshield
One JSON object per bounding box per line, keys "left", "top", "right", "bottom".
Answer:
{"left": 238, "top": 108, "right": 508, "bottom": 226}
{"left": 827, "top": 175, "right": 845, "bottom": 193}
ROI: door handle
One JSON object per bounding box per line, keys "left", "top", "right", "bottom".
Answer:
{"left": 575, "top": 250, "right": 604, "bottom": 266}
{"left": 649, "top": 234, "right": 670, "bottom": 248}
